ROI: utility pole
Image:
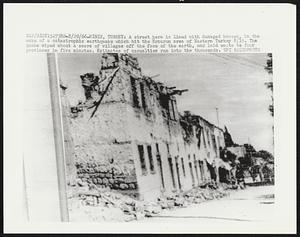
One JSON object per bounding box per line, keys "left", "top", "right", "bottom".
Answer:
{"left": 215, "top": 107, "right": 220, "bottom": 127}
{"left": 247, "top": 137, "right": 253, "bottom": 167}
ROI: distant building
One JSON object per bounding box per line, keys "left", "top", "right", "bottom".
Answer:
{"left": 227, "top": 145, "right": 246, "bottom": 159}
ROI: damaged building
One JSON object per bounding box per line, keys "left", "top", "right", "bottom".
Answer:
{"left": 61, "top": 53, "right": 236, "bottom": 201}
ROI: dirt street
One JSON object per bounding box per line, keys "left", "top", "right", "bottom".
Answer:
{"left": 137, "top": 185, "right": 275, "bottom": 224}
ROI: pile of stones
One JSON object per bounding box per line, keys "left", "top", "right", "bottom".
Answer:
{"left": 69, "top": 180, "right": 230, "bottom": 222}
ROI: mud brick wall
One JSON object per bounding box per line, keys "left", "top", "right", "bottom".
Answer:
{"left": 65, "top": 84, "right": 140, "bottom": 198}
{"left": 76, "top": 162, "right": 138, "bottom": 191}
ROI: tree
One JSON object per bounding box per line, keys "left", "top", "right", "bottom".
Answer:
{"left": 252, "top": 150, "right": 274, "bottom": 163}
{"left": 264, "top": 53, "right": 274, "bottom": 150}
{"left": 264, "top": 53, "right": 273, "bottom": 117}
{"left": 220, "top": 148, "right": 237, "bottom": 164}
{"left": 264, "top": 53, "right": 273, "bottom": 74}
{"left": 224, "top": 126, "right": 235, "bottom": 147}
{"left": 243, "top": 143, "right": 256, "bottom": 154}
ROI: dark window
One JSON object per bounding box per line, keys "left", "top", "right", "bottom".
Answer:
{"left": 199, "top": 160, "right": 205, "bottom": 181}
{"left": 160, "top": 94, "right": 178, "bottom": 120}
{"left": 140, "top": 82, "right": 147, "bottom": 110}
{"left": 189, "top": 162, "right": 195, "bottom": 186}
{"left": 206, "top": 130, "right": 211, "bottom": 146}
{"left": 212, "top": 134, "right": 217, "bottom": 152}
{"left": 168, "top": 157, "right": 176, "bottom": 189}
{"left": 175, "top": 157, "right": 182, "bottom": 189}
{"left": 169, "top": 99, "right": 176, "bottom": 120}
{"left": 155, "top": 143, "right": 165, "bottom": 188}
{"left": 217, "top": 136, "right": 221, "bottom": 148}
{"left": 147, "top": 145, "right": 155, "bottom": 173}
{"left": 166, "top": 142, "right": 170, "bottom": 155}
{"left": 138, "top": 145, "right": 147, "bottom": 175}
{"left": 202, "top": 130, "right": 207, "bottom": 148}
{"left": 196, "top": 127, "right": 202, "bottom": 149}
{"left": 181, "top": 157, "right": 186, "bottom": 177}
{"left": 156, "top": 143, "right": 160, "bottom": 154}
{"left": 130, "top": 77, "right": 139, "bottom": 108}
{"left": 156, "top": 152, "right": 165, "bottom": 189}
{"left": 159, "top": 94, "right": 169, "bottom": 112}
{"left": 194, "top": 155, "right": 199, "bottom": 183}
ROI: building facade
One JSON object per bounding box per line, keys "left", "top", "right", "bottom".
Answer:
{"left": 62, "top": 53, "right": 234, "bottom": 201}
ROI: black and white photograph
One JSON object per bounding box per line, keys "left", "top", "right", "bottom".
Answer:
{"left": 54, "top": 53, "right": 275, "bottom": 223}
{"left": 4, "top": 3, "right": 296, "bottom": 234}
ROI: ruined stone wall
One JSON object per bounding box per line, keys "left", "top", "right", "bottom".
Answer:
{"left": 61, "top": 53, "right": 228, "bottom": 201}
{"left": 68, "top": 101, "right": 140, "bottom": 196}
{"left": 60, "top": 60, "right": 143, "bottom": 196}
{"left": 75, "top": 159, "right": 138, "bottom": 196}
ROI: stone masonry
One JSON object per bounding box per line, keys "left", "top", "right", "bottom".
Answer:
{"left": 61, "top": 53, "right": 234, "bottom": 201}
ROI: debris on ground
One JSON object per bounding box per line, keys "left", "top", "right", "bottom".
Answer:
{"left": 68, "top": 181, "right": 238, "bottom": 222}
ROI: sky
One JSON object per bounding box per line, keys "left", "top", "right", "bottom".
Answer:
{"left": 58, "top": 53, "right": 273, "bottom": 153}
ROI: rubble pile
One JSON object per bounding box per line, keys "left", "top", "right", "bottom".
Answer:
{"left": 68, "top": 184, "right": 159, "bottom": 222}
{"left": 68, "top": 180, "right": 232, "bottom": 222}
{"left": 156, "top": 185, "right": 229, "bottom": 210}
